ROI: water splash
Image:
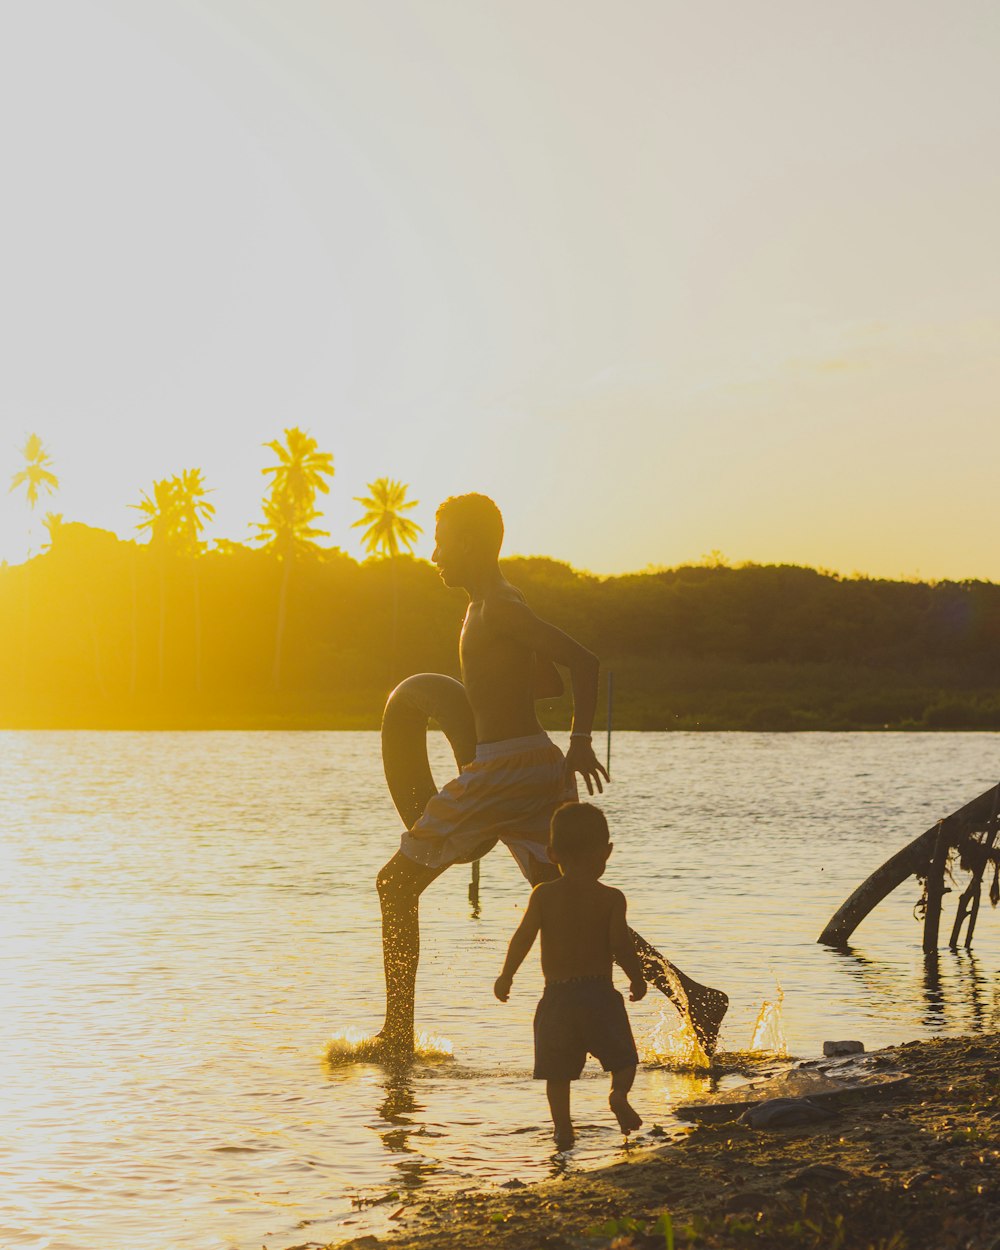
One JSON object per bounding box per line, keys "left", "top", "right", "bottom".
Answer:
{"left": 748, "top": 982, "right": 788, "bottom": 1057}
{"left": 640, "top": 1007, "right": 711, "bottom": 1071}
{"left": 323, "top": 1028, "right": 455, "bottom": 1067}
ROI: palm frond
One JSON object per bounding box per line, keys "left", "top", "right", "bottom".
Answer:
{"left": 352, "top": 477, "right": 421, "bottom": 558}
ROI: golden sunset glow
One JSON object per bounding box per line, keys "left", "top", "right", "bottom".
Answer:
{"left": 3, "top": 9, "right": 1000, "bottom": 1249}
{"left": 1, "top": 2, "right": 997, "bottom": 579}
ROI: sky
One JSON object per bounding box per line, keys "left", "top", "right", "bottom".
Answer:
{"left": 0, "top": 0, "right": 998, "bottom": 578}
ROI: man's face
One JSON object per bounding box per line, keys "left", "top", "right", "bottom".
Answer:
{"left": 432, "top": 516, "right": 468, "bottom": 588}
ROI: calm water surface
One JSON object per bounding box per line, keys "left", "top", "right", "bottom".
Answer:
{"left": 2, "top": 731, "right": 999, "bottom": 1249}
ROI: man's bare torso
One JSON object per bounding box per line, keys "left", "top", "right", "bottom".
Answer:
{"left": 460, "top": 581, "right": 542, "bottom": 744}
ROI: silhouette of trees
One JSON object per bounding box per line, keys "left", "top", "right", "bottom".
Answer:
{"left": 174, "top": 469, "right": 215, "bottom": 556}
{"left": 131, "top": 478, "right": 181, "bottom": 691}
{"left": 255, "top": 428, "right": 335, "bottom": 689}
{"left": 132, "top": 478, "right": 182, "bottom": 546}
{"left": 3, "top": 530, "right": 1000, "bottom": 730}
{"left": 353, "top": 478, "right": 421, "bottom": 684}
{"left": 174, "top": 469, "right": 215, "bottom": 692}
{"left": 353, "top": 478, "right": 421, "bottom": 558}
{"left": 9, "top": 433, "right": 59, "bottom": 514}
{"left": 42, "top": 512, "right": 64, "bottom": 551}
{"left": 129, "top": 470, "right": 216, "bottom": 694}
{"left": 9, "top": 434, "right": 59, "bottom": 688}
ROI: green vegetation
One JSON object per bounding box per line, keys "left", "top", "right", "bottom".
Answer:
{"left": 3, "top": 529, "right": 1000, "bottom": 730}
{"left": 3, "top": 427, "right": 999, "bottom": 730}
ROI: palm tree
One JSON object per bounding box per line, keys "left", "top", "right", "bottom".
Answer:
{"left": 174, "top": 469, "right": 215, "bottom": 555}
{"left": 131, "top": 477, "right": 182, "bottom": 693}
{"left": 9, "top": 434, "right": 59, "bottom": 693}
{"left": 41, "top": 512, "right": 64, "bottom": 551}
{"left": 132, "top": 477, "right": 182, "bottom": 546}
{"left": 352, "top": 478, "right": 421, "bottom": 559}
{"left": 174, "top": 469, "right": 215, "bottom": 693}
{"left": 9, "top": 433, "right": 59, "bottom": 515}
{"left": 353, "top": 478, "right": 421, "bottom": 682}
{"left": 255, "top": 428, "right": 334, "bottom": 689}
{"left": 261, "top": 427, "right": 334, "bottom": 512}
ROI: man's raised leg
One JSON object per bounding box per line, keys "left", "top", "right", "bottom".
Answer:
{"left": 375, "top": 850, "right": 446, "bottom": 1057}
{"left": 631, "top": 931, "right": 728, "bottom": 1056}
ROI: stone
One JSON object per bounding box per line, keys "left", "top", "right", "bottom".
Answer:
{"left": 823, "top": 1040, "right": 865, "bottom": 1056}
{"left": 787, "top": 1164, "right": 853, "bottom": 1188}
{"left": 741, "top": 1097, "right": 839, "bottom": 1129}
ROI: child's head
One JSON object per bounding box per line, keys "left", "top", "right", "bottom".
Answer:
{"left": 549, "top": 801, "right": 612, "bottom": 874}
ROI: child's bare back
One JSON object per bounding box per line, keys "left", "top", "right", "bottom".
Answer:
{"left": 534, "top": 876, "right": 629, "bottom": 983}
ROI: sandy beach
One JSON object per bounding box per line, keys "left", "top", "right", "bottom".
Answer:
{"left": 321, "top": 1034, "right": 1000, "bottom": 1250}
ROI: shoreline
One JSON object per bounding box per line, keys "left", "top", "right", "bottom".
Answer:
{"left": 2, "top": 721, "right": 998, "bottom": 733}
{"left": 322, "top": 1034, "right": 999, "bottom": 1250}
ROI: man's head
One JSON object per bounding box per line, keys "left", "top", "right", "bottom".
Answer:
{"left": 548, "top": 801, "right": 612, "bottom": 875}
{"left": 433, "top": 493, "right": 504, "bottom": 588}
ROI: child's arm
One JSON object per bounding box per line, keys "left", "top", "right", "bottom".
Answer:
{"left": 609, "top": 891, "right": 647, "bottom": 1001}
{"left": 494, "top": 888, "right": 544, "bottom": 1001}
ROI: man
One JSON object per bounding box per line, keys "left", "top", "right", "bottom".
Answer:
{"left": 374, "top": 493, "right": 727, "bottom": 1057}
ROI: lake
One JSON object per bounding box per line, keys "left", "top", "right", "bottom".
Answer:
{"left": 2, "top": 730, "right": 998, "bottom": 1249}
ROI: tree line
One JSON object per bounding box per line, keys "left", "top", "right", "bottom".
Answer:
{"left": 2, "top": 517, "right": 1000, "bottom": 730}
{"left": 4, "top": 429, "right": 424, "bottom": 717}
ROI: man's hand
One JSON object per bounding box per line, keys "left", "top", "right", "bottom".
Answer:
{"left": 629, "top": 978, "right": 647, "bottom": 1002}
{"left": 565, "top": 737, "right": 610, "bottom": 795}
{"left": 494, "top": 975, "right": 513, "bottom": 1002}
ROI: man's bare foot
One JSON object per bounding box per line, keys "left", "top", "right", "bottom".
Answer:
{"left": 609, "top": 1090, "right": 642, "bottom": 1136}
{"left": 689, "top": 987, "right": 728, "bottom": 1056}
{"left": 553, "top": 1124, "right": 575, "bottom": 1151}
{"left": 361, "top": 1029, "right": 415, "bottom": 1062}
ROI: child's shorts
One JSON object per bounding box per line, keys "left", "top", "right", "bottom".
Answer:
{"left": 400, "top": 733, "right": 577, "bottom": 881}
{"left": 533, "top": 976, "right": 639, "bottom": 1081}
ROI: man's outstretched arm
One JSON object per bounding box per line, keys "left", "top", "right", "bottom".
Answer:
{"left": 483, "top": 598, "right": 609, "bottom": 794}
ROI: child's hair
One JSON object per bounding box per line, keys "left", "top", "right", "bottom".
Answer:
{"left": 549, "top": 801, "right": 610, "bottom": 859}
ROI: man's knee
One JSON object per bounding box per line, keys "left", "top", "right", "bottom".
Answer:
{"left": 377, "top": 852, "right": 432, "bottom": 905}
{"left": 376, "top": 860, "right": 399, "bottom": 903}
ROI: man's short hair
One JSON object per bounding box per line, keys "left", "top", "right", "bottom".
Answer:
{"left": 436, "top": 493, "right": 504, "bottom": 557}
{"left": 549, "top": 801, "right": 610, "bottom": 858}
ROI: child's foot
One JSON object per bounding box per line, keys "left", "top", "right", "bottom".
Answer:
{"left": 609, "top": 1091, "right": 642, "bottom": 1136}
{"left": 689, "top": 987, "right": 729, "bottom": 1056}
{"left": 553, "top": 1124, "right": 575, "bottom": 1151}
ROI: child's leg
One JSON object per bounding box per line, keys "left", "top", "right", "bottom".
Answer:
{"left": 545, "top": 1080, "right": 574, "bottom": 1151}
{"left": 608, "top": 1066, "right": 642, "bottom": 1136}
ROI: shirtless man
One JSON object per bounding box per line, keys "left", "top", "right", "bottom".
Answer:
{"left": 374, "top": 493, "right": 727, "bottom": 1058}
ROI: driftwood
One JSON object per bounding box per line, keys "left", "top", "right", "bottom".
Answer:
{"left": 948, "top": 787, "right": 1000, "bottom": 949}
{"left": 818, "top": 782, "right": 1000, "bottom": 948}
{"left": 922, "top": 821, "right": 951, "bottom": 954}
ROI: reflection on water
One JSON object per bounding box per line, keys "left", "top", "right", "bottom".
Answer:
{"left": 829, "top": 942, "right": 1000, "bottom": 1037}
{"left": 2, "top": 729, "right": 999, "bottom": 1249}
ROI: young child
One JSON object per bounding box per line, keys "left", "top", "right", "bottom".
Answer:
{"left": 494, "top": 801, "right": 647, "bottom": 1151}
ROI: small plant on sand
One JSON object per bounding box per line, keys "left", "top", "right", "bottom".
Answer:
{"left": 585, "top": 1210, "right": 675, "bottom": 1248}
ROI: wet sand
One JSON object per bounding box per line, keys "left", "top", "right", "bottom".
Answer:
{"left": 321, "top": 1034, "right": 1000, "bottom": 1250}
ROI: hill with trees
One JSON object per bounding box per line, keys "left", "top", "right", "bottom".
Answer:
{"left": 2, "top": 524, "right": 999, "bottom": 731}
